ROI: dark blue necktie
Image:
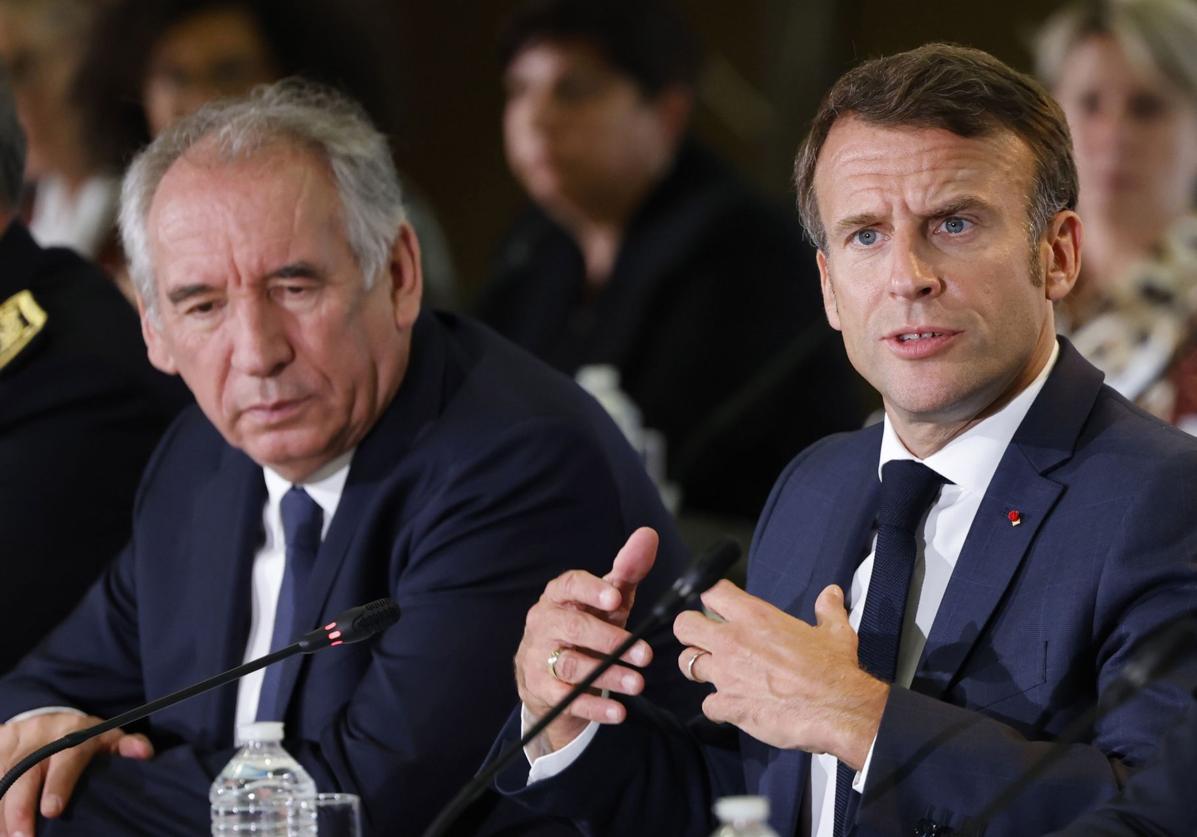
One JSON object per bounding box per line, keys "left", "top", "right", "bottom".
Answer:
{"left": 833, "top": 459, "right": 945, "bottom": 837}
{"left": 256, "top": 486, "right": 323, "bottom": 721}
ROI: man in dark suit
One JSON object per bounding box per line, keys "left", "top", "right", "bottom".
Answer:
{"left": 0, "top": 80, "right": 700, "bottom": 835}
{"left": 491, "top": 44, "right": 1197, "bottom": 836}
{"left": 0, "top": 68, "right": 188, "bottom": 674}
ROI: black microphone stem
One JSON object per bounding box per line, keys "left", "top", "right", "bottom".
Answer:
{"left": 421, "top": 536, "right": 739, "bottom": 837}
{"left": 0, "top": 643, "right": 300, "bottom": 800}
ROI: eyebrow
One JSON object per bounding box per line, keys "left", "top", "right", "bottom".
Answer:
{"left": 830, "top": 195, "right": 995, "bottom": 239}
{"left": 163, "top": 262, "right": 326, "bottom": 306}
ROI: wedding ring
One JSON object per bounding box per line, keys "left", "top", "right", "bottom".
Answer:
{"left": 547, "top": 648, "right": 566, "bottom": 682}
{"left": 685, "top": 649, "right": 710, "bottom": 682}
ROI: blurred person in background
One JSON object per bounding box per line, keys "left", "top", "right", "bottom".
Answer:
{"left": 83, "top": 0, "right": 461, "bottom": 309}
{"left": 0, "top": 0, "right": 132, "bottom": 279}
{"left": 0, "top": 64, "right": 188, "bottom": 674}
{"left": 1036, "top": 0, "right": 1197, "bottom": 432}
{"left": 476, "top": 0, "right": 867, "bottom": 523}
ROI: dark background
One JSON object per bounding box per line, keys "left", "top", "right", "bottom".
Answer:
{"left": 331, "top": 0, "right": 1062, "bottom": 298}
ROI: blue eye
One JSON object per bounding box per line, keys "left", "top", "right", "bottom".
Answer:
{"left": 941, "top": 217, "right": 971, "bottom": 234}
{"left": 854, "top": 229, "right": 879, "bottom": 246}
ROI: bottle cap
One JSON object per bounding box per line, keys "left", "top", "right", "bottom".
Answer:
{"left": 237, "top": 721, "right": 285, "bottom": 743}
{"left": 714, "top": 795, "right": 769, "bottom": 823}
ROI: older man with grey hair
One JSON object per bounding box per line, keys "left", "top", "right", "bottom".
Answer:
{"left": 0, "top": 80, "right": 698, "bottom": 835}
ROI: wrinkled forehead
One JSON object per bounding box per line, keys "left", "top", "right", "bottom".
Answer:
{"left": 813, "top": 117, "right": 1034, "bottom": 217}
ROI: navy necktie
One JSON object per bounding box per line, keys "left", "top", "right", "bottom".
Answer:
{"left": 833, "top": 459, "right": 945, "bottom": 837}
{"left": 256, "top": 486, "right": 323, "bottom": 721}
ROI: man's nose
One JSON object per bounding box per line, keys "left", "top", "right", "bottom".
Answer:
{"left": 229, "top": 300, "right": 293, "bottom": 377}
{"left": 888, "top": 233, "right": 943, "bottom": 300}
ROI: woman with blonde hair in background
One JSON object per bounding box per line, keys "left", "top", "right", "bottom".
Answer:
{"left": 1036, "top": 0, "right": 1197, "bottom": 432}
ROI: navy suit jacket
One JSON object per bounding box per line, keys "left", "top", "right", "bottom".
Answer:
{"left": 0, "top": 311, "right": 702, "bottom": 836}
{"left": 494, "top": 339, "right": 1197, "bottom": 836}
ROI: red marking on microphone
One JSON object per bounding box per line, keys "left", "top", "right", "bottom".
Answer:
{"left": 324, "top": 622, "right": 337, "bottom": 631}
{"left": 331, "top": 640, "right": 342, "bottom": 646}
{"left": 329, "top": 630, "right": 342, "bottom": 640}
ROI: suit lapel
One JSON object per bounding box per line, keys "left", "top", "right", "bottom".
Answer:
{"left": 269, "top": 312, "right": 451, "bottom": 718}
{"left": 752, "top": 430, "right": 882, "bottom": 835}
{"left": 192, "top": 444, "right": 265, "bottom": 745}
{"left": 913, "top": 339, "right": 1103, "bottom": 697}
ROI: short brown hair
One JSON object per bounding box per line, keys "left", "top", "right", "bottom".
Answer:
{"left": 794, "top": 43, "right": 1078, "bottom": 251}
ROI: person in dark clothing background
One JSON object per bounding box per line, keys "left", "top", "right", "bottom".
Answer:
{"left": 0, "top": 66, "right": 189, "bottom": 673}
{"left": 475, "top": 0, "right": 868, "bottom": 521}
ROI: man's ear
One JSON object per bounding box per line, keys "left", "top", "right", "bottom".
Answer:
{"left": 386, "top": 223, "right": 423, "bottom": 329}
{"left": 817, "top": 249, "right": 843, "bottom": 331}
{"left": 1041, "top": 210, "right": 1082, "bottom": 302}
{"left": 138, "top": 298, "right": 178, "bottom": 374}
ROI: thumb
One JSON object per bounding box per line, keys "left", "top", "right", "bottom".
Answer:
{"left": 814, "top": 584, "right": 850, "bottom": 629}
{"left": 604, "top": 527, "right": 659, "bottom": 591}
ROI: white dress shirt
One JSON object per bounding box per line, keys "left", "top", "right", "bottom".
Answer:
{"left": 232, "top": 452, "right": 353, "bottom": 737}
{"left": 526, "top": 343, "right": 1060, "bottom": 837}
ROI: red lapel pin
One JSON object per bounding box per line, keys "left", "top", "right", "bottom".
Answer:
{"left": 1007, "top": 509, "right": 1022, "bottom": 527}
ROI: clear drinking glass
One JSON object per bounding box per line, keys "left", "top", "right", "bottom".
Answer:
{"left": 314, "top": 792, "right": 361, "bottom": 837}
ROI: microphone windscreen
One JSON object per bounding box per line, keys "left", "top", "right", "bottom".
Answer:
{"left": 344, "top": 598, "right": 401, "bottom": 643}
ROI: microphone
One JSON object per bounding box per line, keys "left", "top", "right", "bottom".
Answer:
{"left": 421, "top": 537, "right": 742, "bottom": 837}
{"left": 0, "top": 598, "right": 400, "bottom": 801}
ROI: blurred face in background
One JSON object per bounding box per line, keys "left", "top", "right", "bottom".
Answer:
{"left": 1053, "top": 33, "right": 1197, "bottom": 228}
{"left": 143, "top": 5, "right": 278, "bottom": 137}
{"left": 502, "top": 39, "right": 681, "bottom": 226}
{"left": 0, "top": 2, "right": 86, "bottom": 181}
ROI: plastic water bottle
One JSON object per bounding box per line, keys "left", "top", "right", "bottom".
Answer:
{"left": 210, "top": 722, "right": 317, "bottom": 836}
{"left": 710, "top": 796, "right": 779, "bottom": 836}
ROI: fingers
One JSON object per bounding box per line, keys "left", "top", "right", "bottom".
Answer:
{"left": 698, "top": 579, "right": 757, "bottom": 622}
{"left": 814, "top": 585, "right": 850, "bottom": 629}
{"left": 547, "top": 648, "right": 646, "bottom": 695}
{"left": 3, "top": 760, "right": 44, "bottom": 836}
{"left": 544, "top": 570, "right": 622, "bottom": 613}
{"left": 672, "top": 608, "right": 719, "bottom": 652}
{"left": 114, "top": 733, "right": 154, "bottom": 760}
{"left": 678, "top": 648, "right": 711, "bottom": 684}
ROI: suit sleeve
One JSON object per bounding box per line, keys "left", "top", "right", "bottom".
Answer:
{"left": 858, "top": 448, "right": 1197, "bottom": 835}
{"left": 286, "top": 417, "right": 701, "bottom": 835}
{"left": 485, "top": 444, "right": 822, "bottom": 836}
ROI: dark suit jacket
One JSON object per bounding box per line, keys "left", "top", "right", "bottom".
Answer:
{"left": 493, "top": 339, "right": 1197, "bottom": 836}
{"left": 0, "top": 220, "right": 188, "bottom": 673}
{"left": 476, "top": 141, "right": 868, "bottom": 519}
{"left": 0, "top": 311, "right": 703, "bottom": 836}
{"left": 1047, "top": 690, "right": 1197, "bottom": 836}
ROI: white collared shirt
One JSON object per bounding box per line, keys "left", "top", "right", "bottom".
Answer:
{"left": 526, "top": 343, "right": 1060, "bottom": 837}
{"left": 807, "top": 341, "right": 1059, "bottom": 836}
{"left": 232, "top": 451, "right": 353, "bottom": 735}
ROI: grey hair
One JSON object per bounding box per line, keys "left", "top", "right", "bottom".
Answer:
{"left": 120, "top": 79, "right": 406, "bottom": 311}
{"left": 0, "top": 63, "right": 25, "bottom": 210}
{"left": 1035, "top": 0, "right": 1197, "bottom": 107}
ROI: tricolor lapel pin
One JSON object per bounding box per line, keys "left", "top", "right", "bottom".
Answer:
{"left": 1007, "top": 509, "right": 1022, "bottom": 527}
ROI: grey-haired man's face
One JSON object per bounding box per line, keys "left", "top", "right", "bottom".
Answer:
{"left": 139, "top": 144, "right": 422, "bottom": 481}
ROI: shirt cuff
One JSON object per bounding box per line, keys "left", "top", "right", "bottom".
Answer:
{"left": 520, "top": 703, "right": 600, "bottom": 785}
{"left": 6, "top": 707, "right": 85, "bottom": 724}
{"left": 851, "top": 734, "right": 877, "bottom": 793}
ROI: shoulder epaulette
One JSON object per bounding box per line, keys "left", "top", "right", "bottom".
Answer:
{"left": 0, "top": 290, "right": 48, "bottom": 371}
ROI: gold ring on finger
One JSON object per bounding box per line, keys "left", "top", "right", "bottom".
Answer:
{"left": 547, "top": 648, "right": 566, "bottom": 682}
